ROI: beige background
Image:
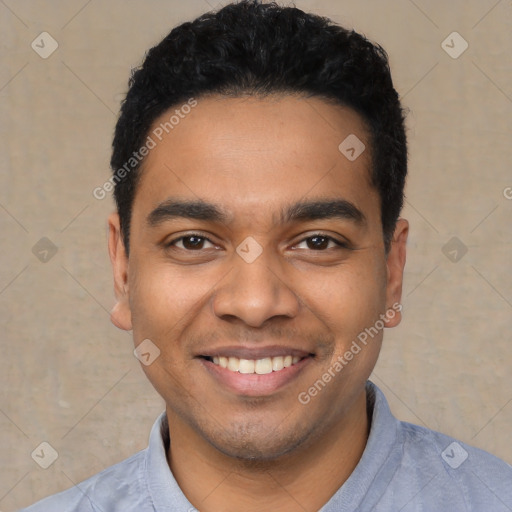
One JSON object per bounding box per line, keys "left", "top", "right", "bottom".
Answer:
{"left": 1, "top": 0, "right": 511, "bottom": 509}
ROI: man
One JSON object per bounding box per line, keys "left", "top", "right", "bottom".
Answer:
{"left": 22, "top": 1, "right": 512, "bottom": 510}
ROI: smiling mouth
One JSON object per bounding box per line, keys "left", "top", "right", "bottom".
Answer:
{"left": 201, "top": 355, "right": 310, "bottom": 375}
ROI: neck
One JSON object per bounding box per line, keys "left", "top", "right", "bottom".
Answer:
{"left": 166, "top": 388, "right": 370, "bottom": 512}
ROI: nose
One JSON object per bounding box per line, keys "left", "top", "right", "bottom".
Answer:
{"left": 212, "top": 247, "right": 300, "bottom": 328}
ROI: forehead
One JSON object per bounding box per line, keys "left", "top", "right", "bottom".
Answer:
{"left": 133, "top": 94, "right": 379, "bottom": 228}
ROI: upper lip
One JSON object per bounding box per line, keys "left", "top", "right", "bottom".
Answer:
{"left": 198, "top": 345, "right": 314, "bottom": 360}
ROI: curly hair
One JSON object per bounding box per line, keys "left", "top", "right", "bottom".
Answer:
{"left": 111, "top": 0, "right": 407, "bottom": 253}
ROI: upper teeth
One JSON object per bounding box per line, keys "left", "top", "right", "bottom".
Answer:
{"left": 212, "top": 355, "right": 301, "bottom": 374}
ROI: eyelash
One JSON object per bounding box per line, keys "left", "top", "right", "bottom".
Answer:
{"left": 165, "top": 233, "right": 349, "bottom": 251}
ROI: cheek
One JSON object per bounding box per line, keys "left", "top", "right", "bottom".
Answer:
{"left": 295, "top": 257, "right": 387, "bottom": 334}
{"left": 128, "top": 259, "right": 214, "bottom": 340}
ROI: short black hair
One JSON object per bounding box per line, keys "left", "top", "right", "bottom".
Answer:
{"left": 111, "top": 0, "right": 407, "bottom": 253}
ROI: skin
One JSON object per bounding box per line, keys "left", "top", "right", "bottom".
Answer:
{"left": 108, "top": 94, "right": 408, "bottom": 511}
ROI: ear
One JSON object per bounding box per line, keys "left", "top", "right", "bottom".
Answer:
{"left": 384, "top": 218, "right": 408, "bottom": 328}
{"left": 108, "top": 212, "right": 132, "bottom": 331}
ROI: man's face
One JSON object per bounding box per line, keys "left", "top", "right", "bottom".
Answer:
{"left": 109, "top": 95, "right": 407, "bottom": 461}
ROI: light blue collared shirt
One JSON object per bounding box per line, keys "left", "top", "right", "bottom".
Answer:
{"left": 20, "top": 382, "right": 512, "bottom": 511}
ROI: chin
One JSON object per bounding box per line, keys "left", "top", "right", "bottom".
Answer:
{"left": 205, "top": 423, "right": 314, "bottom": 465}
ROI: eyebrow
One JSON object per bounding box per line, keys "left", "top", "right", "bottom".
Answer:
{"left": 147, "top": 198, "right": 229, "bottom": 226}
{"left": 146, "top": 197, "right": 365, "bottom": 227}
{"left": 280, "top": 199, "right": 366, "bottom": 225}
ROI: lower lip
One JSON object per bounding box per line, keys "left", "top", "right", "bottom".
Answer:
{"left": 199, "top": 357, "right": 313, "bottom": 396}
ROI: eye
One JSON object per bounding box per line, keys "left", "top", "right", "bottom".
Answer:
{"left": 294, "top": 234, "right": 347, "bottom": 251}
{"left": 167, "top": 234, "right": 217, "bottom": 251}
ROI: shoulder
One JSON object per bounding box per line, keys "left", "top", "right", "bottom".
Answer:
{"left": 399, "top": 419, "right": 510, "bottom": 472}
{"left": 392, "top": 420, "right": 512, "bottom": 509}
{"left": 19, "top": 450, "right": 149, "bottom": 512}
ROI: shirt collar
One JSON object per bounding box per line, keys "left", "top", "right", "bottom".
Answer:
{"left": 320, "top": 381, "right": 401, "bottom": 510}
{"left": 144, "top": 381, "right": 400, "bottom": 511}
{"left": 145, "top": 410, "right": 196, "bottom": 510}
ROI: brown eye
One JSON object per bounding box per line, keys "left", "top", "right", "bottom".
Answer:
{"left": 306, "top": 235, "right": 330, "bottom": 250}
{"left": 295, "top": 234, "right": 346, "bottom": 251}
{"left": 181, "top": 236, "right": 206, "bottom": 250}
{"left": 168, "top": 234, "right": 216, "bottom": 251}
